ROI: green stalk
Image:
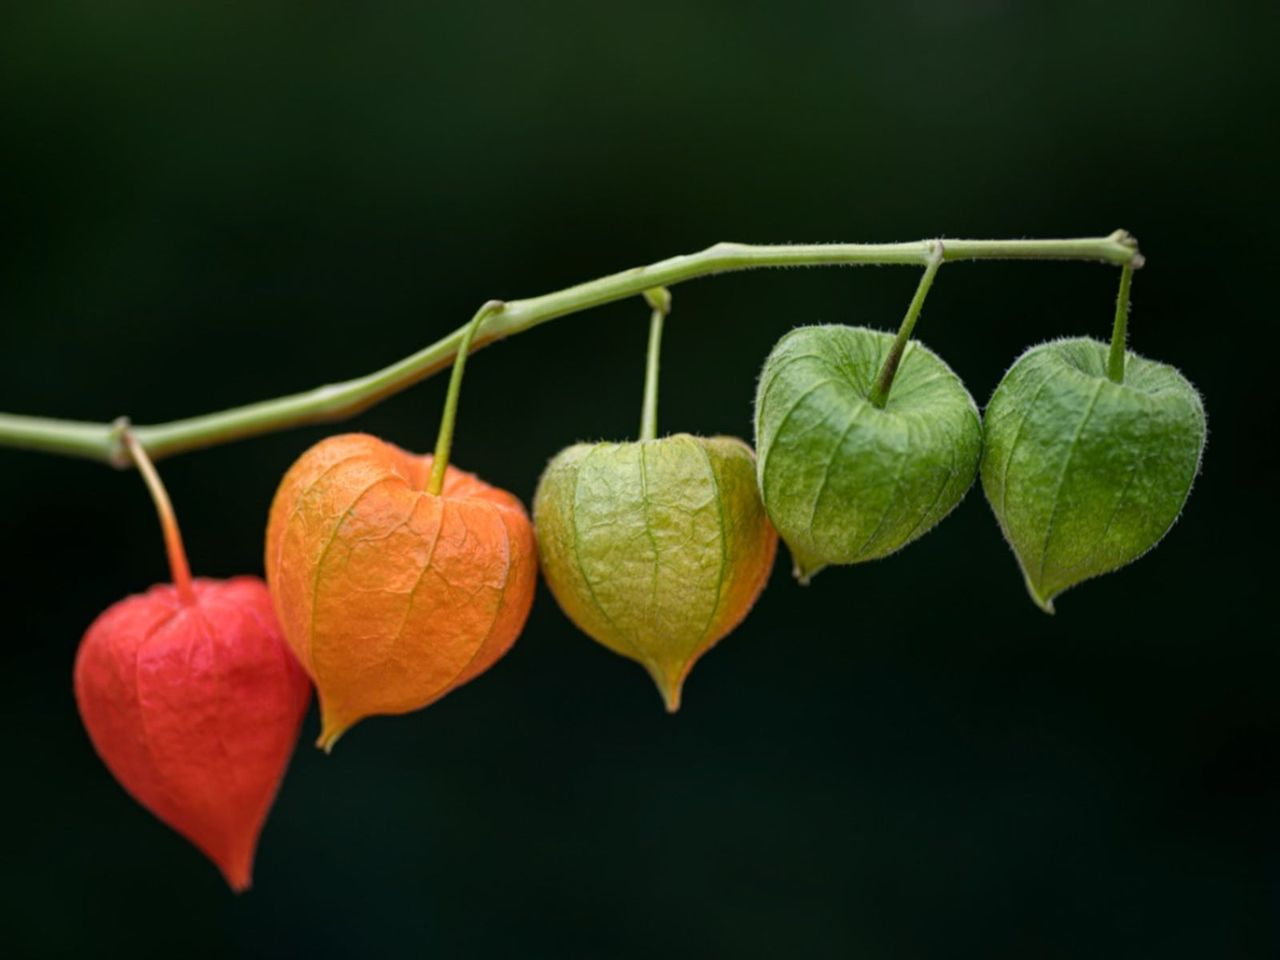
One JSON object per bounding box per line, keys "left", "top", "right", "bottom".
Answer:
{"left": 426, "top": 301, "right": 503, "bottom": 496}
{"left": 868, "top": 241, "right": 945, "bottom": 408}
{"left": 638, "top": 288, "right": 671, "bottom": 442}
{"left": 1107, "top": 262, "right": 1134, "bottom": 384}
{"left": 0, "top": 231, "right": 1143, "bottom": 467}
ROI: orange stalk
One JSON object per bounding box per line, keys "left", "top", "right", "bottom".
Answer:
{"left": 122, "top": 430, "right": 195, "bottom": 605}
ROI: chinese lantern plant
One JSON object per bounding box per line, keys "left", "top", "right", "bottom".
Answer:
{"left": 0, "top": 229, "right": 1213, "bottom": 890}
{"left": 534, "top": 289, "right": 779, "bottom": 711}
{"left": 266, "top": 302, "right": 538, "bottom": 749}
{"left": 751, "top": 245, "right": 1205, "bottom": 610}
{"left": 74, "top": 431, "right": 311, "bottom": 892}
{"left": 980, "top": 265, "right": 1206, "bottom": 611}
{"left": 754, "top": 246, "right": 983, "bottom": 583}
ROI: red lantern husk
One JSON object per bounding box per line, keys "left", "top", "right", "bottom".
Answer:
{"left": 75, "top": 575, "right": 311, "bottom": 891}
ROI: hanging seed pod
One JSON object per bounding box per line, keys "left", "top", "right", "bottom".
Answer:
{"left": 266, "top": 304, "right": 535, "bottom": 749}
{"left": 75, "top": 434, "right": 310, "bottom": 891}
{"left": 534, "top": 434, "right": 777, "bottom": 711}
{"left": 980, "top": 337, "right": 1206, "bottom": 612}
{"left": 266, "top": 433, "right": 537, "bottom": 749}
{"left": 754, "top": 324, "right": 982, "bottom": 582}
{"left": 76, "top": 578, "right": 310, "bottom": 891}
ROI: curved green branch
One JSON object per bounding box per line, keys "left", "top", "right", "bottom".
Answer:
{"left": 0, "top": 230, "right": 1142, "bottom": 467}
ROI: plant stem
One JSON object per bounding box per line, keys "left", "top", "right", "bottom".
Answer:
{"left": 121, "top": 424, "right": 195, "bottom": 604}
{"left": 868, "top": 241, "right": 945, "bottom": 408}
{"left": 639, "top": 288, "right": 671, "bottom": 442}
{"left": 0, "top": 230, "right": 1143, "bottom": 467}
{"left": 427, "top": 301, "right": 503, "bottom": 496}
{"left": 1107, "top": 262, "right": 1134, "bottom": 384}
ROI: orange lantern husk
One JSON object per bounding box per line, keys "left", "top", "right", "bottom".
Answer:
{"left": 266, "top": 432, "right": 537, "bottom": 750}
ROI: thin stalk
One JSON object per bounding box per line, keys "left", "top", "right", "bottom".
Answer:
{"left": 868, "top": 242, "right": 945, "bottom": 408}
{"left": 426, "top": 300, "right": 503, "bottom": 496}
{"left": 639, "top": 287, "right": 671, "bottom": 441}
{"left": 121, "top": 424, "right": 195, "bottom": 604}
{"left": 0, "top": 231, "right": 1143, "bottom": 467}
{"left": 1107, "top": 262, "right": 1134, "bottom": 384}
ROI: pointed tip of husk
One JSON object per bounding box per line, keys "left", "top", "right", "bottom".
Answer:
{"left": 649, "top": 666, "right": 686, "bottom": 714}
{"left": 791, "top": 553, "right": 826, "bottom": 585}
{"left": 1024, "top": 575, "right": 1057, "bottom": 615}
{"left": 316, "top": 730, "right": 343, "bottom": 754}
{"left": 661, "top": 684, "right": 683, "bottom": 714}
{"left": 218, "top": 854, "right": 254, "bottom": 894}
{"left": 316, "top": 712, "right": 353, "bottom": 753}
{"left": 225, "top": 872, "right": 253, "bottom": 895}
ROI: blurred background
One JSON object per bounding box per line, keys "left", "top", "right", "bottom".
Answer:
{"left": 1, "top": 2, "right": 1275, "bottom": 956}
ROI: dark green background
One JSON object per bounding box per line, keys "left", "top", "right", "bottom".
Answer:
{"left": 2, "top": 2, "right": 1275, "bottom": 957}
